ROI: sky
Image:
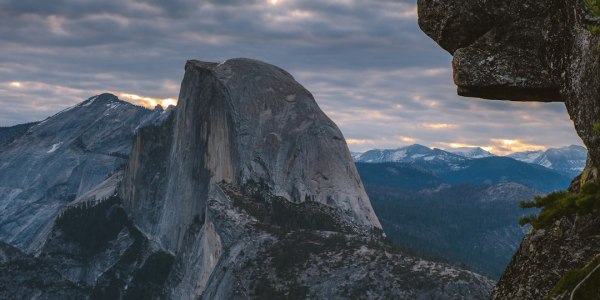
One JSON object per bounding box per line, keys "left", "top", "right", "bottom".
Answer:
{"left": 0, "top": 0, "right": 583, "bottom": 155}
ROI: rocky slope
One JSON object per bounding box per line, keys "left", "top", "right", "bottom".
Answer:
{"left": 0, "top": 59, "right": 495, "bottom": 299}
{"left": 492, "top": 212, "right": 600, "bottom": 299}
{"left": 0, "top": 94, "right": 165, "bottom": 252}
{"left": 0, "top": 122, "right": 38, "bottom": 145}
{"left": 418, "top": 0, "right": 600, "bottom": 298}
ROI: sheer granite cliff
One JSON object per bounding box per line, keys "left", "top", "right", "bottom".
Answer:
{"left": 121, "top": 59, "right": 381, "bottom": 254}
{"left": 418, "top": 0, "right": 600, "bottom": 298}
{"left": 117, "top": 59, "right": 492, "bottom": 299}
{"left": 0, "top": 59, "right": 495, "bottom": 299}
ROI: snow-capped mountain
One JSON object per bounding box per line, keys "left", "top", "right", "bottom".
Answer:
{"left": 507, "top": 150, "right": 543, "bottom": 163}
{"left": 508, "top": 145, "right": 587, "bottom": 176}
{"left": 446, "top": 147, "right": 495, "bottom": 159}
{"left": 350, "top": 151, "right": 363, "bottom": 160}
{"left": 354, "top": 144, "right": 467, "bottom": 163}
{"left": 354, "top": 144, "right": 587, "bottom": 177}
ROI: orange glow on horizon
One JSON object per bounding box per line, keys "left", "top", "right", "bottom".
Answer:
{"left": 440, "top": 139, "right": 546, "bottom": 155}
{"left": 119, "top": 93, "right": 178, "bottom": 109}
{"left": 488, "top": 139, "right": 546, "bottom": 155}
{"left": 445, "top": 143, "right": 493, "bottom": 152}
{"left": 423, "top": 123, "right": 455, "bottom": 130}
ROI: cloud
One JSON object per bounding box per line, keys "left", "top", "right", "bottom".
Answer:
{"left": 347, "top": 135, "right": 418, "bottom": 151}
{"left": 0, "top": 80, "right": 101, "bottom": 126}
{"left": 0, "top": 0, "right": 584, "bottom": 152}
{"left": 439, "top": 142, "right": 494, "bottom": 152}
{"left": 0, "top": 80, "right": 174, "bottom": 126}
{"left": 487, "top": 139, "right": 547, "bottom": 155}
{"left": 423, "top": 123, "right": 457, "bottom": 130}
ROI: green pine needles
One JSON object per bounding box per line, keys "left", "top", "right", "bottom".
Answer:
{"left": 548, "top": 255, "right": 600, "bottom": 298}
{"left": 588, "top": 25, "right": 600, "bottom": 35}
{"left": 586, "top": 0, "right": 600, "bottom": 16}
{"left": 586, "top": 0, "right": 600, "bottom": 49}
{"left": 519, "top": 181, "right": 600, "bottom": 229}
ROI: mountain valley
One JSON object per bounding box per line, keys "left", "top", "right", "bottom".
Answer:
{"left": 353, "top": 144, "right": 579, "bottom": 278}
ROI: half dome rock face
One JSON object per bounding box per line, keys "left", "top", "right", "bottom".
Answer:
{"left": 115, "top": 59, "right": 492, "bottom": 299}
{"left": 0, "top": 59, "right": 495, "bottom": 299}
{"left": 122, "top": 58, "right": 380, "bottom": 252}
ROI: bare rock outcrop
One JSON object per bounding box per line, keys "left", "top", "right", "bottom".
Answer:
{"left": 121, "top": 59, "right": 381, "bottom": 253}
{"left": 118, "top": 59, "right": 493, "bottom": 299}
{"left": 418, "top": 0, "right": 600, "bottom": 298}
{"left": 418, "top": 0, "right": 600, "bottom": 170}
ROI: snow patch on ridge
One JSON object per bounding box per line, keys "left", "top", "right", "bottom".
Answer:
{"left": 81, "top": 96, "right": 98, "bottom": 107}
{"left": 107, "top": 103, "right": 121, "bottom": 110}
{"left": 391, "top": 149, "right": 407, "bottom": 161}
{"left": 47, "top": 142, "right": 62, "bottom": 154}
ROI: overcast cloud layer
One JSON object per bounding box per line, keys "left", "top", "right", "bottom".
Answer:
{"left": 0, "top": 0, "right": 583, "bottom": 154}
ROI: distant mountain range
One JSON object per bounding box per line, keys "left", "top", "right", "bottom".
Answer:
{"left": 354, "top": 144, "right": 581, "bottom": 279}
{"left": 507, "top": 145, "right": 587, "bottom": 177}
{"left": 353, "top": 144, "right": 587, "bottom": 177}
{"left": 353, "top": 144, "right": 466, "bottom": 164}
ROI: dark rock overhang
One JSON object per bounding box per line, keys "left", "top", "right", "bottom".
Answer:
{"left": 418, "top": 0, "right": 564, "bottom": 102}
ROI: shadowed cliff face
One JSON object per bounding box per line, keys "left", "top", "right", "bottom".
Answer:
{"left": 418, "top": 0, "right": 600, "bottom": 298}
